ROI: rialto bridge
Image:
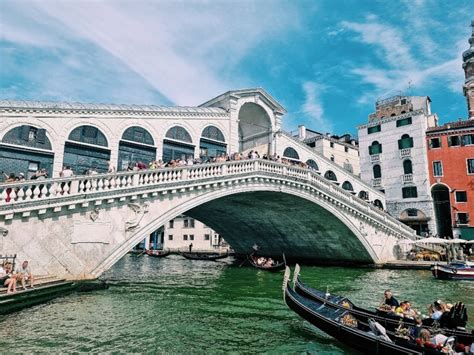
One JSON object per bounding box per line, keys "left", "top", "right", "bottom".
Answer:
{"left": 0, "top": 88, "right": 416, "bottom": 279}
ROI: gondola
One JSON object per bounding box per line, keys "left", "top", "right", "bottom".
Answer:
{"left": 247, "top": 253, "right": 286, "bottom": 271}
{"left": 292, "top": 264, "right": 474, "bottom": 345}
{"left": 282, "top": 267, "right": 466, "bottom": 355}
{"left": 179, "top": 250, "right": 228, "bottom": 261}
{"left": 145, "top": 249, "right": 171, "bottom": 258}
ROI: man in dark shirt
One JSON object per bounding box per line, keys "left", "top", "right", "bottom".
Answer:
{"left": 383, "top": 289, "right": 399, "bottom": 311}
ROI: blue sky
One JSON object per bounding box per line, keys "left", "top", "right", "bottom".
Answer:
{"left": 0, "top": 0, "right": 472, "bottom": 136}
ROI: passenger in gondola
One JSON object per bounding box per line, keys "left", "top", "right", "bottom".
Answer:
{"left": 265, "top": 258, "right": 274, "bottom": 267}
{"left": 257, "top": 257, "right": 266, "bottom": 266}
{"left": 429, "top": 300, "right": 445, "bottom": 321}
{"left": 379, "top": 289, "right": 399, "bottom": 311}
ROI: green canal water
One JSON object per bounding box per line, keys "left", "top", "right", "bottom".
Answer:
{"left": 1, "top": 255, "right": 473, "bottom": 354}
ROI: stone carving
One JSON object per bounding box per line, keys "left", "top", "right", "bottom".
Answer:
{"left": 0, "top": 227, "right": 8, "bottom": 237}
{"left": 125, "top": 202, "right": 149, "bottom": 231}
{"left": 90, "top": 207, "right": 100, "bottom": 222}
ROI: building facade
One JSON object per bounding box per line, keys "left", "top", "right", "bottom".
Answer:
{"left": 424, "top": 24, "right": 474, "bottom": 240}
{"left": 0, "top": 88, "right": 286, "bottom": 180}
{"left": 358, "top": 96, "right": 438, "bottom": 235}
{"left": 294, "top": 125, "right": 360, "bottom": 176}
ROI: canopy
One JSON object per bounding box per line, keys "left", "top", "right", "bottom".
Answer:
{"left": 413, "top": 237, "right": 447, "bottom": 244}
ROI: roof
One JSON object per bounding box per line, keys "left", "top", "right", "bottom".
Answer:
{"left": 199, "top": 88, "right": 287, "bottom": 114}
{"left": 426, "top": 119, "right": 474, "bottom": 133}
{"left": 0, "top": 99, "right": 227, "bottom": 115}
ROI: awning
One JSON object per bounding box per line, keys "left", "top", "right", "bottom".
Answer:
{"left": 460, "top": 227, "right": 474, "bottom": 241}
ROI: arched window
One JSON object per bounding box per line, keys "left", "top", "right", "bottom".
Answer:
{"left": 165, "top": 126, "right": 192, "bottom": 143}
{"left": 306, "top": 159, "right": 319, "bottom": 171}
{"left": 369, "top": 141, "right": 382, "bottom": 155}
{"left": 403, "top": 159, "right": 413, "bottom": 174}
{"left": 342, "top": 181, "right": 354, "bottom": 191}
{"left": 343, "top": 159, "right": 353, "bottom": 173}
{"left": 358, "top": 191, "right": 369, "bottom": 200}
{"left": 68, "top": 125, "right": 108, "bottom": 147}
{"left": 324, "top": 170, "right": 337, "bottom": 181}
{"left": 398, "top": 134, "right": 414, "bottom": 149}
{"left": 201, "top": 126, "right": 225, "bottom": 142}
{"left": 374, "top": 199, "right": 384, "bottom": 209}
{"left": 200, "top": 126, "right": 227, "bottom": 160}
{"left": 283, "top": 147, "right": 299, "bottom": 160}
{"left": 118, "top": 126, "right": 156, "bottom": 170}
{"left": 122, "top": 126, "right": 155, "bottom": 146}
{"left": 373, "top": 164, "right": 382, "bottom": 179}
{"left": 163, "top": 126, "right": 194, "bottom": 162}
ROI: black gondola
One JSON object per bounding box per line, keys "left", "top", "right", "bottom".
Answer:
{"left": 179, "top": 251, "right": 228, "bottom": 261}
{"left": 282, "top": 267, "right": 464, "bottom": 355}
{"left": 292, "top": 264, "right": 473, "bottom": 345}
{"left": 145, "top": 249, "right": 171, "bottom": 258}
{"left": 247, "top": 253, "right": 286, "bottom": 271}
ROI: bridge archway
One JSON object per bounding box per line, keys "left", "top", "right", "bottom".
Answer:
{"left": 238, "top": 103, "right": 272, "bottom": 153}
{"left": 92, "top": 185, "right": 379, "bottom": 277}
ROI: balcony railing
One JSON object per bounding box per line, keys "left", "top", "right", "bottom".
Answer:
{"left": 400, "top": 148, "right": 411, "bottom": 158}
{"left": 370, "top": 154, "right": 381, "bottom": 163}
{"left": 372, "top": 178, "right": 382, "bottom": 188}
{"left": 402, "top": 174, "right": 413, "bottom": 184}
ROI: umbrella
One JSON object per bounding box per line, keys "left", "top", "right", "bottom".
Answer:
{"left": 413, "top": 237, "right": 447, "bottom": 244}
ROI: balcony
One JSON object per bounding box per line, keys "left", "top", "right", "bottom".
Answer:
{"left": 370, "top": 154, "right": 381, "bottom": 163}
{"left": 402, "top": 174, "right": 413, "bottom": 184}
{"left": 372, "top": 178, "right": 382, "bottom": 188}
{"left": 400, "top": 148, "right": 411, "bottom": 158}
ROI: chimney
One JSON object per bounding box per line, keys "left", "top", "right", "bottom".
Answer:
{"left": 298, "top": 125, "right": 306, "bottom": 140}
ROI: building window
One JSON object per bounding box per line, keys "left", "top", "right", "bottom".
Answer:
{"left": 396, "top": 117, "right": 412, "bottom": 127}
{"left": 455, "top": 191, "right": 467, "bottom": 202}
{"left": 429, "top": 138, "right": 441, "bottom": 148}
{"left": 367, "top": 125, "right": 381, "bottom": 134}
{"left": 468, "top": 159, "right": 474, "bottom": 174}
{"left": 184, "top": 219, "right": 188, "bottom": 228}
{"left": 183, "top": 234, "right": 188, "bottom": 241}
{"left": 448, "top": 136, "right": 460, "bottom": 147}
{"left": 369, "top": 141, "right": 382, "bottom": 155}
{"left": 373, "top": 164, "right": 381, "bottom": 179}
{"left": 402, "top": 186, "right": 418, "bottom": 198}
{"left": 330, "top": 142, "right": 335, "bottom": 148}
{"left": 462, "top": 134, "right": 474, "bottom": 145}
{"left": 457, "top": 212, "right": 469, "bottom": 225}
{"left": 189, "top": 235, "right": 194, "bottom": 241}
{"left": 407, "top": 209, "right": 418, "bottom": 217}
{"left": 433, "top": 161, "right": 443, "bottom": 177}
{"left": 403, "top": 159, "right": 413, "bottom": 174}
{"left": 189, "top": 219, "right": 195, "bottom": 228}
{"left": 398, "top": 134, "right": 414, "bottom": 149}
{"left": 330, "top": 154, "right": 335, "bottom": 162}
{"left": 204, "top": 234, "right": 210, "bottom": 241}
{"left": 169, "top": 220, "right": 174, "bottom": 229}
{"left": 168, "top": 235, "right": 173, "bottom": 241}
{"left": 344, "top": 146, "right": 349, "bottom": 153}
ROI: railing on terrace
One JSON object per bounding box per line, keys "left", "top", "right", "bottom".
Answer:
{"left": 0, "top": 160, "right": 415, "bottom": 237}
{"left": 402, "top": 174, "right": 414, "bottom": 184}
{"left": 400, "top": 148, "right": 411, "bottom": 158}
{"left": 370, "top": 154, "right": 381, "bottom": 163}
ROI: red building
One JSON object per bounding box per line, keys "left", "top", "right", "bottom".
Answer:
{"left": 425, "top": 22, "right": 474, "bottom": 240}
{"left": 426, "top": 121, "right": 474, "bottom": 239}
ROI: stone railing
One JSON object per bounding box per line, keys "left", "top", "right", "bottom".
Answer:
{"left": 370, "top": 154, "right": 381, "bottom": 163}
{"left": 402, "top": 174, "right": 413, "bottom": 184}
{"left": 0, "top": 159, "right": 415, "bottom": 237}
{"left": 400, "top": 148, "right": 411, "bottom": 158}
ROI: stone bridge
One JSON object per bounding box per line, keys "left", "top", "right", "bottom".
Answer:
{"left": 0, "top": 159, "right": 416, "bottom": 280}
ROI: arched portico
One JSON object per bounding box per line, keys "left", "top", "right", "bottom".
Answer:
{"left": 238, "top": 102, "right": 273, "bottom": 153}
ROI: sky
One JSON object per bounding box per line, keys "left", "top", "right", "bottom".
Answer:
{"left": 0, "top": 0, "right": 473, "bottom": 136}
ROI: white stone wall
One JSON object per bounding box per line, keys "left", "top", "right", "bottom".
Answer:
{"left": 315, "top": 138, "right": 360, "bottom": 176}
{"left": 358, "top": 109, "right": 437, "bottom": 234}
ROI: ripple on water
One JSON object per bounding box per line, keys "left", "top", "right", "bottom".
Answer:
{"left": 0, "top": 256, "right": 472, "bottom": 353}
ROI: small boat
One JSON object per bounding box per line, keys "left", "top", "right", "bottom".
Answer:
{"left": 179, "top": 251, "right": 228, "bottom": 261}
{"left": 431, "top": 260, "right": 474, "bottom": 280}
{"left": 247, "top": 253, "right": 286, "bottom": 271}
{"left": 145, "top": 249, "right": 170, "bottom": 258}
{"left": 283, "top": 267, "right": 465, "bottom": 355}
{"left": 292, "top": 264, "right": 473, "bottom": 345}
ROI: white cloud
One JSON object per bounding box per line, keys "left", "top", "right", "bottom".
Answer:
{"left": 301, "top": 82, "right": 332, "bottom": 132}
{"left": 2, "top": 0, "right": 299, "bottom": 106}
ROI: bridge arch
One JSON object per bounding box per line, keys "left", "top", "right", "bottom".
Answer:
{"left": 92, "top": 184, "right": 379, "bottom": 277}
{"left": 283, "top": 147, "right": 300, "bottom": 161}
